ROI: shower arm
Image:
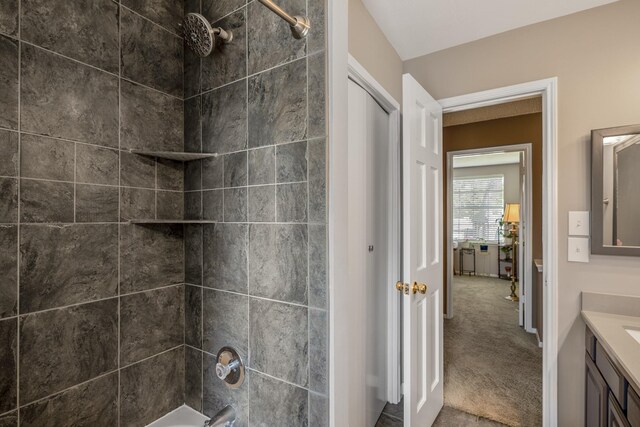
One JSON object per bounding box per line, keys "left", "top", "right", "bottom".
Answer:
{"left": 257, "top": 0, "right": 310, "bottom": 39}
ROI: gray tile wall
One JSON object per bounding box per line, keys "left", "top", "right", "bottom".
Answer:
{"left": 182, "top": 0, "right": 328, "bottom": 425}
{"left": 0, "top": 1, "right": 187, "bottom": 426}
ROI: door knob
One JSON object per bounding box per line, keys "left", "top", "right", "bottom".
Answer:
{"left": 396, "top": 281, "right": 409, "bottom": 294}
{"left": 412, "top": 282, "right": 427, "bottom": 294}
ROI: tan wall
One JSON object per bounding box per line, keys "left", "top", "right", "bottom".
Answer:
{"left": 404, "top": 0, "right": 640, "bottom": 424}
{"left": 348, "top": 0, "right": 403, "bottom": 102}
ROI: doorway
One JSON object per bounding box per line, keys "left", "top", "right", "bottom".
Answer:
{"left": 330, "top": 55, "right": 559, "bottom": 425}
{"left": 445, "top": 141, "right": 542, "bottom": 425}
{"left": 446, "top": 142, "right": 537, "bottom": 333}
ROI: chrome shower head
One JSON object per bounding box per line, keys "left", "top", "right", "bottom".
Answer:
{"left": 182, "top": 13, "right": 233, "bottom": 57}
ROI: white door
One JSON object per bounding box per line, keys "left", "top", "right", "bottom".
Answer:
{"left": 401, "top": 74, "right": 444, "bottom": 427}
{"left": 347, "top": 79, "right": 391, "bottom": 426}
{"left": 365, "top": 83, "right": 391, "bottom": 426}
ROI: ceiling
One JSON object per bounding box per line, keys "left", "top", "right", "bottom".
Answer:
{"left": 360, "top": 0, "right": 619, "bottom": 60}
{"left": 453, "top": 152, "right": 521, "bottom": 169}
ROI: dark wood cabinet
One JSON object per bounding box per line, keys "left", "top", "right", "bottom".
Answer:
{"left": 586, "top": 353, "right": 609, "bottom": 427}
{"left": 609, "top": 393, "right": 631, "bottom": 427}
{"left": 629, "top": 386, "right": 640, "bottom": 427}
{"left": 585, "top": 326, "right": 637, "bottom": 427}
{"left": 596, "top": 342, "right": 627, "bottom": 410}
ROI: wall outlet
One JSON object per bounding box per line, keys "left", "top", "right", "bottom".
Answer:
{"left": 568, "top": 211, "right": 590, "bottom": 236}
{"left": 568, "top": 237, "right": 589, "bottom": 263}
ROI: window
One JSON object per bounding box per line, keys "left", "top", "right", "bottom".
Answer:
{"left": 453, "top": 175, "right": 504, "bottom": 243}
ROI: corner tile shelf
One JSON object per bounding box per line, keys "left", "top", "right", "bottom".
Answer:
{"left": 127, "top": 220, "right": 218, "bottom": 224}
{"left": 129, "top": 149, "right": 218, "bottom": 161}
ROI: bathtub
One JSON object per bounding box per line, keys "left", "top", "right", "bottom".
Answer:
{"left": 146, "top": 405, "right": 209, "bottom": 427}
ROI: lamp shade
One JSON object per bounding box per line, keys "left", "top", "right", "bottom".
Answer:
{"left": 504, "top": 203, "right": 520, "bottom": 223}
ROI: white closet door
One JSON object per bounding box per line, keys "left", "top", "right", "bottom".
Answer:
{"left": 365, "top": 87, "right": 390, "bottom": 427}
{"left": 348, "top": 79, "right": 391, "bottom": 426}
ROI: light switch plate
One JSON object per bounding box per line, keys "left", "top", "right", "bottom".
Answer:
{"left": 568, "top": 237, "right": 590, "bottom": 263}
{"left": 569, "top": 211, "right": 590, "bottom": 236}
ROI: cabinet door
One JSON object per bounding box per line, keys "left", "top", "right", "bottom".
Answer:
{"left": 628, "top": 386, "right": 640, "bottom": 427}
{"left": 608, "top": 392, "right": 631, "bottom": 427}
{"left": 586, "top": 353, "right": 608, "bottom": 427}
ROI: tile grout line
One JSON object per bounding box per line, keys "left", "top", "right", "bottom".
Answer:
{"left": 0, "top": 124, "right": 323, "bottom": 158}
{"left": 116, "top": 76, "right": 186, "bottom": 102}
{"left": 198, "top": 9, "right": 205, "bottom": 404}
{"left": 16, "top": 0, "right": 21, "bottom": 422}
{"left": 17, "top": 344, "right": 186, "bottom": 413}
{"left": 183, "top": 342, "right": 328, "bottom": 396}
{"left": 197, "top": 2, "right": 204, "bottom": 223}
{"left": 221, "top": 156, "right": 225, "bottom": 221}
{"left": 117, "top": 1, "right": 122, "bottom": 424}
{"left": 154, "top": 153, "right": 158, "bottom": 220}
{"left": 14, "top": 282, "right": 187, "bottom": 318}
{"left": 18, "top": 369, "right": 120, "bottom": 411}
{"left": 19, "top": 40, "right": 185, "bottom": 102}
{"left": 4, "top": 176, "right": 185, "bottom": 192}
{"left": 305, "top": 11, "right": 312, "bottom": 415}
{"left": 185, "top": 54, "right": 308, "bottom": 102}
{"left": 191, "top": 283, "right": 320, "bottom": 310}
{"left": 73, "top": 142, "right": 77, "bottom": 223}
{"left": 120, "top": 4, "right": 184, "bottom": 39}
{"left": 244, "top": 20, "right": 251, "bottom": 423}
{"left": 19, "top": 40, "right": 120, "bottom": 78}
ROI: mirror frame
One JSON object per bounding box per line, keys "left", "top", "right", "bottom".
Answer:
{"left": 591, "top": 124, "right": 640, "bottom": 256}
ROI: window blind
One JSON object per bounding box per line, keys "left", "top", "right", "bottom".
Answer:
{"left": 452, "top": 175, "right": 504, "bottom": 243}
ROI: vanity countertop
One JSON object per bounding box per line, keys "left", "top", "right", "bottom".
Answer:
{"left": 582, "top": 293, "right": 640, "bottom": 393}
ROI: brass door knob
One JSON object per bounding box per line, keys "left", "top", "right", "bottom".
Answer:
{"left": 412, "top": 282, "right": 428, "bottom": 294}
{"left": 396, "top": 281, "right": 413, "bottom": 295}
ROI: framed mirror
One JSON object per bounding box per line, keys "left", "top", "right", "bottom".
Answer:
{"left": 592, "top": 124, "right": 640, "bottom": 256}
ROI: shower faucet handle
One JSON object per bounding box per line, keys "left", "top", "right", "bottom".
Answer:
{"left": 216, "top": 358, "right": 240, "bottom": 380}
{"left": 215, "top": 347, "right": 245, "bottom": 388}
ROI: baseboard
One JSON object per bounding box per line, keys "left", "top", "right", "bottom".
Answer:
{"left": 535, "top": 329, "right": 543, "bottom": 348}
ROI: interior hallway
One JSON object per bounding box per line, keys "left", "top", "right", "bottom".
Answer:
{"left": 445, "top": 275, "right": 542, "bottom": 426}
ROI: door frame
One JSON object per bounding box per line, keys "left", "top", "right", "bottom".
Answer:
{"left": 438, "top": 78, "right": 558, "bottom": 426}
{"left": 328, "top": 0, "right": 350, "bottom": 423}
{"left": 446, "top": 143, "right": 534, "bottom": 335}
{"left": 348, "top": 54, "right": 403, "bottom": 405}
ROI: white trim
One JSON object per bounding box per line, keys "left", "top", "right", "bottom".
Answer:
{"left": 348, "top": 54, "right": 403, "bottom": 406}
{"left": 438, "top": 77, "right": 559, "bottom": 427}
{"left": 535, "top": 328, "right": 543, "bottom": 348}
{"left": 446, "top": 143, "right": 533, "bottom": 326}
{"left": 328, "top": 0, "right": 350, "bottom": 424}
{"left": 523, "top": 149, "right": 534, "bottom": 333}
{"left": 438, "top": 79, "right": 552, "bottom": 112}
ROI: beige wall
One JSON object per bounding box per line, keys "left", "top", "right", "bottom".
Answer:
{"left": 404, "top": 0, "right": 640, "bottom": 424}
{"left": 348, "top": 0, "right": 403, "bottom": 102}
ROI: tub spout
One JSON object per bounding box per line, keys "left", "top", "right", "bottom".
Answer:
{"left": 205, "top": 405, "right": 236, "bottom": 427}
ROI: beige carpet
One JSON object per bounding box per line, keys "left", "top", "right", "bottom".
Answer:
{"left": 444, "top": 275, "right": 542, "bottom": 427}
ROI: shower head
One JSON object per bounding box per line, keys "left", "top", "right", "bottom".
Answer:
{"left": 182, "top": 13, "right": 233, "bottom": 57}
